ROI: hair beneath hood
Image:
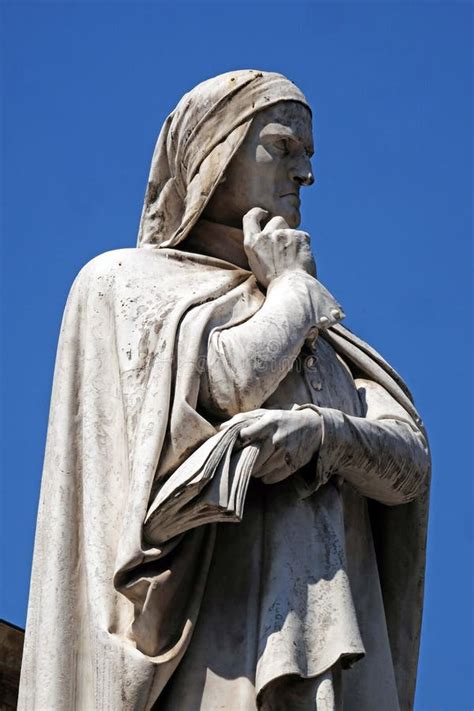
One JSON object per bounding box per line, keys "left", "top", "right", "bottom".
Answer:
{"left": 137, "top": 70, "right": 310, "bottom": 248}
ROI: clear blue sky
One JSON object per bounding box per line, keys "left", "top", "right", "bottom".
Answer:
{"left": 1, "top": 2, "right": 472, "bottom": 709}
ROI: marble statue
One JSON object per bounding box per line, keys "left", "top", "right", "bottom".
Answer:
{"left": 18, "top": 70, "right": 430, "bottom": 711}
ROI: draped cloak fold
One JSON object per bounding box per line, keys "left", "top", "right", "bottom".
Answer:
{"left": 18, "top": 70, "right": 430, "bottom": 710}
{"left": 18, "top": 245, "right": 430, "bottom": 710}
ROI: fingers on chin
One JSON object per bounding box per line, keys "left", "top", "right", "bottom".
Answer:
{"left": 264, "top": 216, "right": 289, "bottom": 231}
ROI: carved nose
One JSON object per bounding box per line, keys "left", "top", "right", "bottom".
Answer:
{"left": 290, "top": 161, "right": 315, "bottom": 187}
{"left": 299, "top": 172, "right": 314, "bottom": 186}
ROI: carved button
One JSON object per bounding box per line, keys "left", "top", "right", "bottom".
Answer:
{"left": 306, "top": 355, "right": 317, "bottom": 368}
{"left": 311, "top": 380, "right": 322, "bottom": 391}
{"left": 331, "top": 308, "right": 342, "bottom": 320}
{"left": 318, "top": 316, "right": 329, "bottom": 327}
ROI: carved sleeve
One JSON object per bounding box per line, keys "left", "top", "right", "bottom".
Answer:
{"left": 199, "top": 272, "right": 343, "bottom": 419}
{"left": 299, "top": 379, "right": 430, "bottom": 506}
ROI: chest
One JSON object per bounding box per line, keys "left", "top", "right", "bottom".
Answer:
{"left": 265, "top": 335, "right": 363, "bottom": 417}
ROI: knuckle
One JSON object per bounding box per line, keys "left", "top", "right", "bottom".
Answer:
{"left": 295, "top": 231, "right": 310, "bottom": 242}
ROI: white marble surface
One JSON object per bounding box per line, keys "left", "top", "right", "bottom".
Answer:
{"left": 19, "top": 70, "right": 430, "bottom": 711}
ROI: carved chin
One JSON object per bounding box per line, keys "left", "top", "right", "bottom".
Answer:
{"left": 286, "top": 209, "right": 301, "bottom": 228}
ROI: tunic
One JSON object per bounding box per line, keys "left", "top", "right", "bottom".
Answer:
{"left": 156, "top": 222, "right": 428, "bottom": 710}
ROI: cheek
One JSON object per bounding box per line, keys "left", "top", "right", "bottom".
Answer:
{"left": 255, "top": 146, "right": 274, "bottom": 163}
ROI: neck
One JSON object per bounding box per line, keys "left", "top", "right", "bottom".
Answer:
{"left": 183, "top": 219, "right": 249, "bottom": 269}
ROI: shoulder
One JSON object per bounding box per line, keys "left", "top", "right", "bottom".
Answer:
{"left": 67, "top": 246, "right": 248, "bottom": 319}
{"left": 328, "top": 323, "right": 401, "bottom": 378}
{"left": 326, "top": 322, "right": 416, "bottom": 408}
{"left": 75, "top": 247, "right": 168, "bottom": 283}
{"left": 75, "top": 246, "right": 238, "bottom": 286}
{"left": 70, "top": 247, "right": 202, "bottom": 297}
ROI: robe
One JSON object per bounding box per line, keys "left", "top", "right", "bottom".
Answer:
{"left": 18, "top": 220, "right": 430, "bottom": 710}
{"left": 155, "top": 223, "right": 430, "bottom": 710}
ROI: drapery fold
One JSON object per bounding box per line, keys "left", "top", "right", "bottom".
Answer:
{"left": 19, "top": 247, "right": 429, "bottom": 710}
{"left": 19, "top": 69, "right": 429, "bottom": 710}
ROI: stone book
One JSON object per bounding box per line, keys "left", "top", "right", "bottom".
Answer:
{"left": 144, "top": 420, "right": 259, "bottom": 544}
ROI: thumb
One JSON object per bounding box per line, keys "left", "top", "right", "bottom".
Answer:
{"left": 239, "top": 419, "right": 268, "bottom": 444}
{"left": 243, "top": 207, "right": 268, "bottom": 240}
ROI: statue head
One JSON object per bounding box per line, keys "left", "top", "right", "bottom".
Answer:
{"left": 203, "top": 101, "right": 314, "bottom": 230}
{"left": 137, "top": 70, "right": 311, "bottom": 247}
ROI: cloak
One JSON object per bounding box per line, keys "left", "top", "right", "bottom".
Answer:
{"left": 18, "top": 70, "right": 430, "bottom": 710}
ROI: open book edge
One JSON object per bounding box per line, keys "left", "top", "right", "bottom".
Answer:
{"left": 144, "top": 419, "right": 260, "bottom": 544}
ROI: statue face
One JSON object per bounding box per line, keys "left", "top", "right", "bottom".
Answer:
{"left": 204, "top": 101, "right": 314, "bottom": 229}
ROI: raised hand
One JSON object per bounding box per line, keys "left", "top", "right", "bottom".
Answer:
{"left": 242, "top": 207, "right": 317, "bottom": 289}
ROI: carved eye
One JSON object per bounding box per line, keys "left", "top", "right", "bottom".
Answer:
{"left": 274, "top": 138, "right": 289, "bottom": 156}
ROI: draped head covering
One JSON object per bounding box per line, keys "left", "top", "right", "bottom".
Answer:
{"left": 137, "top": 70, "right": 310, "bottom": 248}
